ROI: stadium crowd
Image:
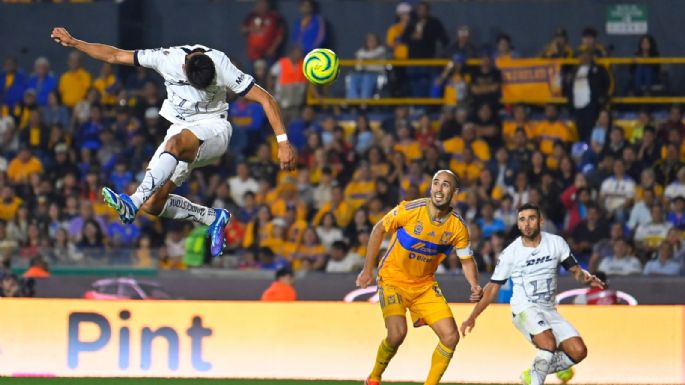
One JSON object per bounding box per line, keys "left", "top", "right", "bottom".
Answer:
{"left": 0, "top": 0, "right": 683, "bottom": 289}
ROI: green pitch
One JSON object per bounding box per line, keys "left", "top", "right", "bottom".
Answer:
{"left": 0, "top": 379, "right": 495, "bottom": 385}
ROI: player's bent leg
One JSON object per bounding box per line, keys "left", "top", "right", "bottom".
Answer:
{"left": 425, "top": 317, "right": 458, "bottom": 385}
{"left": 368, "top": 315, "right": 406, "bottom": 384}
{"left": 141, "top": 180, "right": 177, "bottom": 215}
{"left": 546, "top": 336, "right": 585, "bottom": 384}
{"left": 525, "top": 330, "right": 557, "bottom": 385}
{"left": 558, "top": 336, "right": 587, "bottom": 363}
{"left": 164, "top": 129, "right": 201, "bottom": 162}
{"left": 384, "top": 315, "right": 407, "bottom": 349}
{"left": 430, "top": 316, "right": 459, "bottom": 349}
{"left": 129, "top": 129, "right": 200, "bottom": 209}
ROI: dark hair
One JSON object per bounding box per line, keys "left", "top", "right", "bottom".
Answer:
{"left": 331, "top": 240, "right": 349, "bottom": 252}
{"left": 517, "top": 203, "right": 540, "bottom": 217}
{"left": 636, "top": 34, "right": 659, "bottom": 57}
{"left": 185, "top": 52, "right": 216, "bottom": 90}
{"left": 275, "top": 267, "right": 293, "bottom": 280}
{"left": 582, "top": 27, "right": 598, "bottom": 38}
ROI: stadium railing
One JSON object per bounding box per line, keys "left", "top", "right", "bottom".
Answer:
{"left": 306, "top": 57, "right": 685, "bottom": 106}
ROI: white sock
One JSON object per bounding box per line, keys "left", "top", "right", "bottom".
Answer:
{"left": 530, "top": 349, "right": 554, "bottom": 385}
{"left": 130, "top": 152, "right": 179, "bottom": 207}
{"left": 549, "top": 351, "right": 575, "bottom": 373}
{"left": 160, "top": 194, "right": 216, "bottom": 225}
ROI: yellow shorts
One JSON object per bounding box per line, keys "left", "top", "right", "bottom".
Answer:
{"left": 378, "top": 282, "right": 453, "bottom": 327}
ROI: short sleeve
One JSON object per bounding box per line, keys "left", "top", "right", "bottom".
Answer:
{"left": 558, "top": 237, "right": 578, "bottom": 270}
{"left": 452, "top": 220, "right": 473, "bottom": 259}
{"left": 490, "top": 246, "right": 514, "bottom": 283}
{"left": 134, "top": 48, "right": 165, "bottom": 70}
{"left": 382, "top": 202, "right": 410, "bottom": 233}
{"left": 216, "top": 54, "right": 255, "bottom": 96}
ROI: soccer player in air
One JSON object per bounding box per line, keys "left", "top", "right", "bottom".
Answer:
{"left": 50, "top": 27, "right": 295, "bottom": 257}
{"left": 460, "top": 203, "right": 605, "bottom": 385}
{"left": 356, "top": 170, "right": 482, "bottom": 385}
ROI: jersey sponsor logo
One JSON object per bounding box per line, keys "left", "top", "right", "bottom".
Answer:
{"left": 396, "top": 228, "right": 452, "bottom": 256}
{"left": 525, "top": 255, "right": 553, "bottom": 266}
{"left": 413, "top": 221, "right": 423, "bottom": 235}
{"left": 236, "top": 73, "right": 245, "bottom": 85}
{"left": 440, "top": 232, "right": 453, "bottom": 244}
{"left": 408, "top": 252, "right": 432, "bottom": 263}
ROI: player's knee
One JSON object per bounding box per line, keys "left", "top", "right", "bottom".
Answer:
{"left": 386, "top": 328, "right": 407, "bottom": 348}
{"left": 568, "top": 342, "right": 588, "bottom": 363}
{"left": 535, "top": 330, "right": 557, "bottom": 352}
{"left": 440, "top": 329, "right": 459, "bottom": 349}
{"left": 164, "top": 134, "right": 184, "bottom": 156}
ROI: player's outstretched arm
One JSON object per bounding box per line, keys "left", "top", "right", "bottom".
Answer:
{"left": 51, "top": 27, "right": 134, "bottom": 66}
{"left": 460, "top": 257, "right": 482, "bottom": 302}
{"left": 356, "top": 221, "right": 386, "bottom": 289}
{"left": 242, "top": 84, "right": 295, "bottom": 170}
{"left": 568, "top": 265, "right": 606, "bottom": 289}
{"left": 460, "top": 282, "right": 501, "bottom": 337}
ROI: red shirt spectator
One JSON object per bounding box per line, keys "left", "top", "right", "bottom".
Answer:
{"left": 241, "top": 0, "right": 285, "bottom": 63}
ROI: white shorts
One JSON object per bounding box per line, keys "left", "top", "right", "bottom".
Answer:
{"left": 512, "top": 305, "right": 579, "bottom": 346}
{"left": 149, "top": 116, "right": 232, "bottom": 186}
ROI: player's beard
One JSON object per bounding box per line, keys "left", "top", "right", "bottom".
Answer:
{"left": 521, "top": 225, "right": 541, "bottom": 240}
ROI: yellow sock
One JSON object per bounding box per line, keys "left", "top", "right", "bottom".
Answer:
{"left": 369, "top": 339, "right": 398, "bottom": 381}
{"left": 424, "top": 342, "right": 454, "bottom": 385}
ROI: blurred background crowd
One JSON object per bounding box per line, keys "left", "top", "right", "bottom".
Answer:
{"left": 0, "top": 0, "right": 683, "bottom": 299}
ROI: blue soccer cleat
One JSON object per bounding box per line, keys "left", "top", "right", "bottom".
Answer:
{"left": 208, "top": 208, "right": 231, "bottom": 257}
{"left": 102, "top": 187, "right": 138, "bottom": 224}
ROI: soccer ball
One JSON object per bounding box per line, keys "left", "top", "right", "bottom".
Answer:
{"left": 303, "top": 48, "right": 340, "bottom": 85}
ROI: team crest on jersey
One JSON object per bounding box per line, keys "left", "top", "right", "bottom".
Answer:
{"left": 440, "top": 232, "right": 453, "bottom": 244}
{"left": 414, "top": 221, "right": 424, "bottom": 235}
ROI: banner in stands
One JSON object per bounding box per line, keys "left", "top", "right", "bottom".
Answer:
{"left": 497, "top": 58, "right": 563, "bottom": 102}
{"left": 0, "top": 299, "right": 682, "bottom": 383}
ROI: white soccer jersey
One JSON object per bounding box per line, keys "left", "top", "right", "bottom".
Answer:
{"left": 134, "top": 45, "right": 255, "bottom": 124}
{"left": 491, "top": 232, "right": 577, "bottom": 313}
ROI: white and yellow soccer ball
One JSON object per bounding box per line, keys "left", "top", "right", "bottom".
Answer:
{"left": 303, "top": 48, "right": 340, "bottom": 85}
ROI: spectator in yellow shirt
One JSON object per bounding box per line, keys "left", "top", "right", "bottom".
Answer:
{"left": 442, "top": 122, "right": 490, "bottom": 162}
{"left": 503, "top": 104, "right": 537, "bottom": 146}
{"left": 7, "top": 147, "right": 43, "bottom": 184}
{"left": 535, "top": 104, "right": 577, "bottom": 155}
{"left": 393, "top": 124, "right": 422, "bottom": 163}
{"left": 93, "top": 63, "right": 119, "bottom": 109}
{"left": 242, "top": 204, "right": 274, "bottom": 250}
{"left": 400, "top": 160, "right": 431, "bottom": 198}
{"left": 0, "top": 186, "right": 22, "bottom": 221}
{"left": 292, "top": 227, "right": 326, "bottom": 271}
{"left": 345, "top": 162, "right": 376, "bottom": 210}
{"left": 270, "top": 181, "right": 307, "bottom": 221}
{"left": 313, "top": 185, "right": 353, "bottom": 228}
{"left": 59, "top": 51, "right": 92, "bottom": 108}
{"left": 386, "top": 2, "right": 411, "bottom": 60}
{"left": 451, "top": 146, "right": 484, "bottom": 186}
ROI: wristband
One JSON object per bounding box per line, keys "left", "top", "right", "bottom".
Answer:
{"left": 276, "top": 134, "right": 288, "bottom": 143}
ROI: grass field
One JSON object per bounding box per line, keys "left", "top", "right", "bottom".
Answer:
{"left": 0, "top": 380, "right": 497, "bottom": 385}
